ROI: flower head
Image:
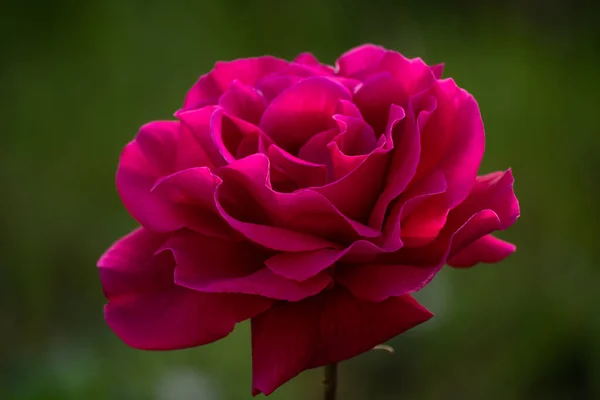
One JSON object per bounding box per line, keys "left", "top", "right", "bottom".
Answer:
{"left": 98, "top": 44, "right": 519, "bottom": 395}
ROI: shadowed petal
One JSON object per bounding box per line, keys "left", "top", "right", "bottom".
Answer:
{"left": 259, "top": 77, "right": 351, "bottom": 152}
{"left": 251, "top": 289, "right": 432, "bottom": 395}
{"left": 448, "top": 235, "right": 516, "bottom": 267}
{"left": 98, "top": 228, "right": 272, "bottom": 350}
{"left": 165, "top": 230, "right": 331, "bottom": 301}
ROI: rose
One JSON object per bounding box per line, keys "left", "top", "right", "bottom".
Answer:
{"left": 98, "top": 44, "right": 519, "bottom": 395}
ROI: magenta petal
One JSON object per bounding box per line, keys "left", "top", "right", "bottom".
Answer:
{"left": 267, "top": 145, "right": 329, "bottom": 188}
{"left": 354, "top": 72, "right": 408, "bottom": 134}
{"left": 369, "top": 98, "right": 437, "bottom": 229}
{"left": 165, "top": 230, "right": 331, "bottom": 301}
{"left": 298, "top": 128, "right": 339, "bottom": 165}
{"left": 332, "top": 115, "right": 377, "bottom": 156}
{"left": 149, "top": 167, "right": 234, "bottom": 238}
{"left": 444, "top": 170, "right": 519, "bottom": 256}
{"left": 293, "top": 52, "right": 335, "bottom": 75}
{"left": 376, "top": 52, "right": 436, "bottom": 95}
{"left": 177, "top": 106, "right": 229, "bottom": 167}
{"left": 414, "top": 79, "right": 485, "bottom": 209}
{"left": 448, "top": 235, "right": 516, "bottom": 268}
{"left": 314, "top": 144, "right": 389, "bottom": 223}
{"left": 335, "top": 44, "right": 386, "bottom": 78}
{"left": 251, "top": 289, "right": 433, "bottom": 395}
{"left": 430, "top": 63, "right": 444, "bottom": 79}
{"left": 265, "top": 248, "right": 344, "bottom": 281}
{"left": 98, "top": 228, "right": 272, "bottom": 350}
{"left": 183, "top": 56, "right": 289, "bottom": 109}
{"left": 336, "top": 263, "right": 441, "bottom": 302}
{"left": 216, "top": 154, "right": 381, "bottom": 245}
{"left": 218, "top": 80, "right": 266, "bottom": 125}
{"left": 259, "top": 77, "right": 351, "bottom": 152}
{"left": 116, "top": 121, "right": 218, "bottom": 232}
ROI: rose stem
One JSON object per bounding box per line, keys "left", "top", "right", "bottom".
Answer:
{"left": 323, "top": 363, "right": 338, "bottom": 400}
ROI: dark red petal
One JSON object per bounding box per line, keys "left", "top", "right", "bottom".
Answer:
{"left": 251, "top": 289, "right": 432, "bottom": 395}
{"left": 166, "top": 230, "right": 331, "bottom": 301}
{"left": 98, "top": 228, "right": 272, "bottom": 350}
{"left": 336, "top": 263, "right": 440, "bottom": 302}
{"left": 448, "top": 234, "right": 516, "bottom": 268}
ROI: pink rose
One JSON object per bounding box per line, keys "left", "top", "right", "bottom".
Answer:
{"left": 98, "top": 44, "right": 519, "bottom": 395}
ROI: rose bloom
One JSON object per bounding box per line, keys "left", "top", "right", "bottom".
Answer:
{"left": 98, "top": 44, "right": 519, "bottom": 395}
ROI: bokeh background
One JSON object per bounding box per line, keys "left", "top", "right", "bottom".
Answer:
{"left": 2, "top": 0, "right": 599, "bottom": 399}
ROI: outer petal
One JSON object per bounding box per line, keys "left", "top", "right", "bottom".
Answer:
{"left": 448, "top": 235, "right": 516, "bottom": 267}
{"left": 336, "top": 263, "right": 439, "bottom": 302}
{"left": 166, "top": 230, "right": 331, "bottom": 301}
{"left": 182, "top": 56, "right": 289, "bottom": 110}
{"left": 116, "top": 121, "right": 221, "bottom": 233}
{"left": 218, "top": 80, "right": 266, "bottom": 125}
{"left": 381, "top": 170, "right": 519, "bottom": 268}
{"left": 400, "top": 79, "right": 485, "bottom": 245}
{"left": 251, "top": 289, "right": 433, "bottom": 395}
{"left": 335, "top": 44, "right": 386, "bottom": 78}
{"left": 98, "top": 228, "right": 272, "bottom": 350}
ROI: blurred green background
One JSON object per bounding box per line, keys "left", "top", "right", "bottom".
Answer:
{"left": 1, "top": 0, "right": 598, "bottom": 399}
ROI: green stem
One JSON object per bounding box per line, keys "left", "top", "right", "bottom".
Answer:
{"left": 323, "top": 363, "right": 338, "bottom": 400}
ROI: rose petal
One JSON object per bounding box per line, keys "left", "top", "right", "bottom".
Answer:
{"left": 183, "top": 56, "right": 289, "bottom": 109}
{"left": 336, "top": 263, "right": 441, "bottom": 302}
{"left": 259, "top": 77, "right": 351, "bottom": 152}
{"left": 251, "top": 289, "right": 432, "bottom": 395}
{"left": 216, "top": 154, "right": 381, "bottom": 246}
{"left": 116, "top": 121, "right": 220, "bottom": 232}
{"left": 265, "top": 248, "right": 343, "bottom": 281}
{"left": 293, "top": 52, "right": 335, "bottom": 75}
{"left": 165, "top": 230, "right": 331, "bottom": 301}
{"left": 353, "top": 72, "right": 409, "bottom": 134}
{"left": 431, "top": 63, "right": 444, "bottom": 79}
{"left": 218, "top": 80, "right": 266, "bottom": 125}
{"left": 448, "top": 235, "right": 516, "bottom": 268}
{"left": 335, "top": 44, "right": 386, "bottom": 78}
{"left": 381, "top": 170, "right": 519, "bottom": 267}
{"left": 98, "top": 228, "right": 272, "bottom": 350}
{"left": 412, "top": 78, "right": 485, "bottom": 208}
{"left": 369, "top": 98, "right": 436, "bottom": 230}
{"left": 267, "top": 145, "right": 329, "bottom": 189}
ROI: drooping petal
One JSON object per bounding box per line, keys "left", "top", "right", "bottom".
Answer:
{"left": 336, "top": 263, "right": 440, "bottom": 302}
{"left": 251, "top": 289, "right": 433, "bottom": 395}
{"left": 444, "top": 170, "right": 519, "bottom": 257}
{"left": 116, "top": 121, "right": 220, "bottom": 233}
{"left": 448, "top": 235, "right": 516, "bottom": 268}
{"left": 380, "top": 170, "right": 519, "bottom": 268}
{"left": 98, "top": 228, "right": 272, "bottom": 350}
{"left": 166, "top": 230, "right": 331, "bottom": 301}
{"left": 259, "top": 77, "right": 351, "bottom": 152}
